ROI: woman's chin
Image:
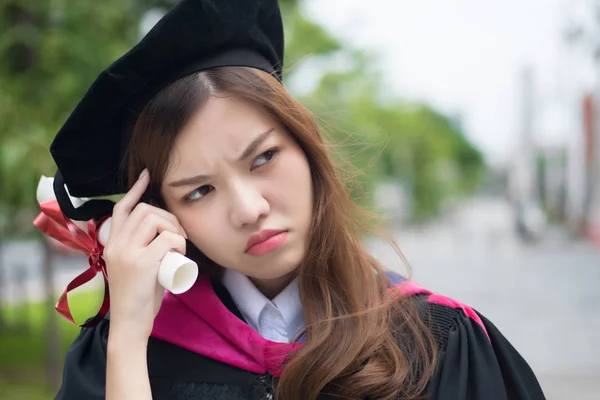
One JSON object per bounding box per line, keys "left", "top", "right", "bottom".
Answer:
{"left": 244, "top": 264, "right": 299, "bottom": 281}
{"left": 237, "top": 248, "right": 303, "bottom": 280}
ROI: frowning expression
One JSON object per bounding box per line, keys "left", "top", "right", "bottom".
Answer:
{"left": 161, "top": 95, "right": 313, "bottom": 288}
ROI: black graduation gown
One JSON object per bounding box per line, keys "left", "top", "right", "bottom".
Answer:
{"left": 55, "top": 280, "right": 546, "bottom": 400}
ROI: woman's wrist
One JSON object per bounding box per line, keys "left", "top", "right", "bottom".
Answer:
{"left": 108, "top": 323, "right": 150, "bottom": 351}
{"left": 106, "top": 326, "right": 152, "bottom": 400}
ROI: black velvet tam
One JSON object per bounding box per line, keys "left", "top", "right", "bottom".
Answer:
{"left": 49, "top": 0, "right": 284, "bottom": 220}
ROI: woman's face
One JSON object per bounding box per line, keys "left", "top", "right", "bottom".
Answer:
{"left": 161, "top": 95, "right": 313, "bottom": 292}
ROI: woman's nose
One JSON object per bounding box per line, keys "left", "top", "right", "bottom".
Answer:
{"left": 229, "top": 181, "right": 270, "bottom": 228}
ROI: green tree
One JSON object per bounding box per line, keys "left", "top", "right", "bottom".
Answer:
{"left": 297, "top": 54, "right": 485, "bottom": 220}
{"left": 0, "top": 0, "right": 148, "bottom": 390}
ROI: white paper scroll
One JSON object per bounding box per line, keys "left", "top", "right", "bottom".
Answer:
{"left": 37, "top": 176, "right": 198, "bottom": 294}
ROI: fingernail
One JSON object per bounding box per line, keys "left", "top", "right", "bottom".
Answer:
{"left": 139, "top": 169, "right": 148, "bottom": 179}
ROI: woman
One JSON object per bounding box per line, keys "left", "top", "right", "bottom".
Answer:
{"left": 49, "top": 0, "right": 546, "bottom": 399}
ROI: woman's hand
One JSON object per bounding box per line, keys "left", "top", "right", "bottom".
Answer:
{"left": 103, "top": 169, "right": 187, "bottom": 341}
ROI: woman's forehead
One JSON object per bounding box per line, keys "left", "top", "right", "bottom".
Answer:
{"left": 163, "top": 96, "right": 285, "bottom": 178}
{"left": 179, "top": 96, "right": 276, "bottom": 147}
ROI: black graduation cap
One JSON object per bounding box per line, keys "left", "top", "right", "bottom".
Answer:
{"left": 49, "top": 0, "right": 284, "bottom": 221}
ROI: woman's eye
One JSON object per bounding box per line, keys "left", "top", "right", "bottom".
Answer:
{"left": 186, "top": 185, "right": 213, "bottom": 202}
{"left": 251, "top": 149, "right": 278, "bottom": 170}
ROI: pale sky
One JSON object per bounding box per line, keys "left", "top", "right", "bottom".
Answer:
{"left": 303, "top": 0, "right": 596, "bottom": 165}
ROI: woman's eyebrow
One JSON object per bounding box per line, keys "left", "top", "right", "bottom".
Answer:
{"left": 167, "top": 128, "right": 275, "bottom": 188}
{"left": 237, "top": 128, "right": 275, "bottom": 162}
{"left": 167, "top": 173, "right": 211, "bottom": 188}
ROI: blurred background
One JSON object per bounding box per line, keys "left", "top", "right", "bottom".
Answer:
{"left": 0, "top": 0, "right": 599, "bottom": 399}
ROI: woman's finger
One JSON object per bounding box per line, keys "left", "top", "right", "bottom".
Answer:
{"left": 126, "top": 213, "right": 184, "bottom": 249}
{"left": 118, "top": 202, "right": 187, "bottom": 242}
{"left": 144, "top": 231, "right": 187, "bottom": 261}
{"left": 109, "top": 169, "right": 150, "bottom": 237}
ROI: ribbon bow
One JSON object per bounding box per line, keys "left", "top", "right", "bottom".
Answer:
{"left": 33, "top": 199, "right": 110, "bottom": 327}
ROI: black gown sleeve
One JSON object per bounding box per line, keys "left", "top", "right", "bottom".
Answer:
{"left": 428, "top": 309, "right": 546, "bottom": 399}
{"left": 55, "top": 318, "right": 109, "bottom": 400}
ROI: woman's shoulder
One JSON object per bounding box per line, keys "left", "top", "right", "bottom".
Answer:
{"left": 385, "top": 270, "right": 485, "bottom": 344}
{"left": 55, "top": 317, "right": 110, "bottom": 399}
{"left": 385, "top": 271, "right": 547, "bottom": 399}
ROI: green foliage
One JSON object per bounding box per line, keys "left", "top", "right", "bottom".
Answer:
{"left": 0, "top": 0, "right": 139, "bottom": 211}
{"left": 282, "top": 4, "right": 341, "bottom": 70}
{"left": 0, "top": 288, "right": 103, "bottom": 398}
{"left": 296, "top": 53, "right": 484, "bottom": 220}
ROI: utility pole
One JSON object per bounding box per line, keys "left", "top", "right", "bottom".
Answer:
{"left": 590, "top": 0, "right": 600, "bottom": 242}
{"left": 522, "top": 67, "right": 536, "bottom": 201}
{"left": 561, "top": 0, "right": 600, "bottom": 238}
{"left": 512, "top": 66, "right": 537, "bottom": 204}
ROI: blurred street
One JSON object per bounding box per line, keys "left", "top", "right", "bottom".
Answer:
{"left": 1, "top": 196, "right": 599, "bottom": 399}
{"left": 367, "top": 195, "right": 600, "bottom": 400}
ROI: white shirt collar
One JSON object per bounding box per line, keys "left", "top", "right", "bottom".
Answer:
{"left": 222, "top": 268, "right": 304, "bottom": 343}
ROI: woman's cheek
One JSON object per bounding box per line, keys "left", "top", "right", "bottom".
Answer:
{"left": 189, "top": 212, "right": 225, "bottom": 248}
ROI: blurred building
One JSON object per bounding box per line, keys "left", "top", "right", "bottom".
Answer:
{"left": 560, "top": 2, "right": 600, "bottom": 243}
{"left": 566, "top": 93, "right": 600, "bottom": 242}
{"left": 543, "top": 1, "right": 600, "bottom": 244}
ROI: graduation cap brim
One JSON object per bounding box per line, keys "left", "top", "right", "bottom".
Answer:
{"left": 49, "top": 0, "right": 284, "bottom": 219}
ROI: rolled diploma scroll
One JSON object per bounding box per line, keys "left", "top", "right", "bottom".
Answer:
{"left": 96, "top": 218, "right": 198, "bottom": 294}
{"left": 37, "top": 176, "right": 198, "bottom": 294}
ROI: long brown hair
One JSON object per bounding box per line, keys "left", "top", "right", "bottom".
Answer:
{"left": 127, "top": 67, "right": 437, "bottom": 399}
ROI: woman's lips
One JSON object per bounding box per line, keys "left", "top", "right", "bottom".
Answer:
{"left": 245, "top": 230, "right": 288, "bottom": 256}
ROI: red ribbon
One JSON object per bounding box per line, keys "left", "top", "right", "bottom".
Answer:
{"left": 33, "top": 199, "right": 110, "bottom": 327}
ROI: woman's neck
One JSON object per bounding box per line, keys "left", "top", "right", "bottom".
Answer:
{"left": 250, "top": 269, "right": 298, "bottom": 300}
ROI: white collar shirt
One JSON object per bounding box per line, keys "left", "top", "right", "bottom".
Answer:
{"left": 222, "top": 268, "right": 304, "bottom": 343}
